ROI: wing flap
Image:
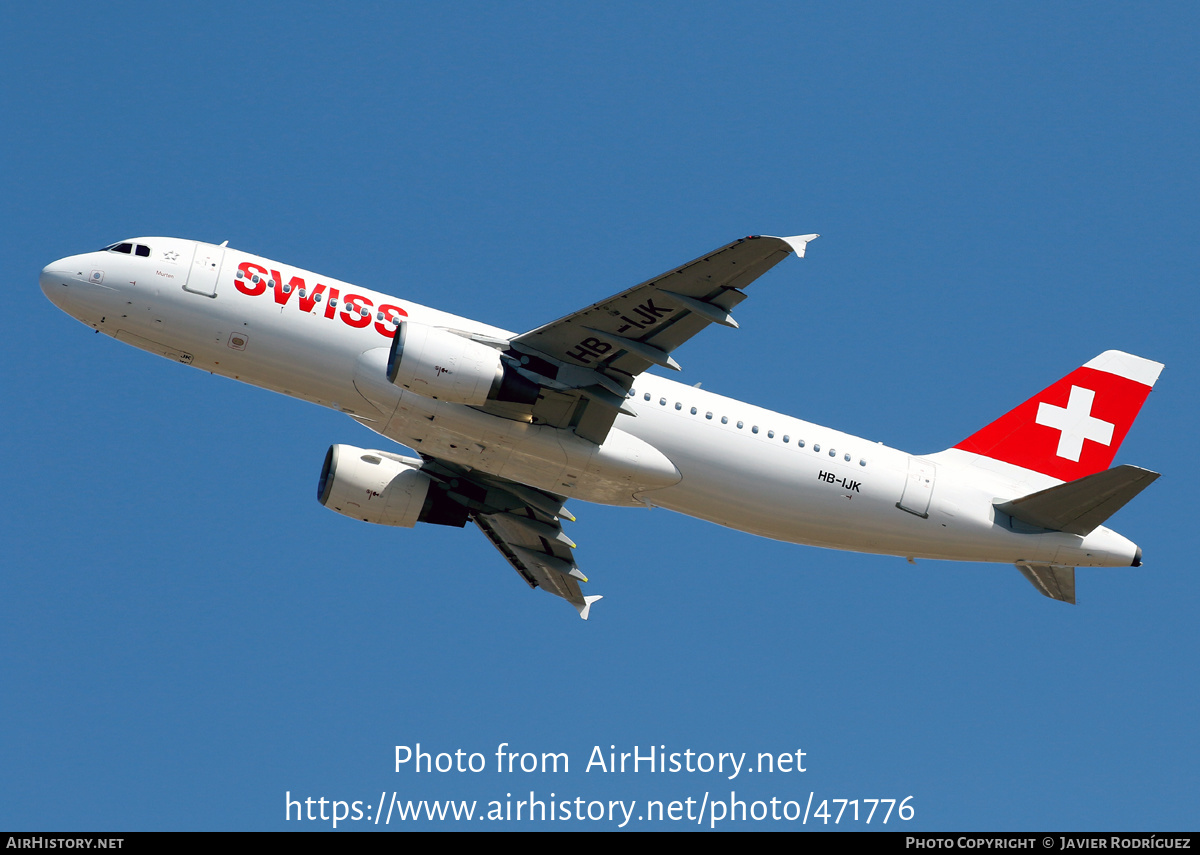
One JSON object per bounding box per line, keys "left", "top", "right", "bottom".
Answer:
{"left": 474, "top": 508, "right": 598, "bottom": 618}
{"left": 409, "top": 457, "right": 597, "bottom": 618}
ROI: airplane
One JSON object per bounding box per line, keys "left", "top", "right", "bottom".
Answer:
{"left": 39, "top": 234, "right": 1163, "bottom": 618}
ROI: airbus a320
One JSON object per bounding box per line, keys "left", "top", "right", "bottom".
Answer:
{"left": 40, "top": 234, "right": 1162, "bottom": 618}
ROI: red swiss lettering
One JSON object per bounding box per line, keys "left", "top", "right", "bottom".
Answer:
{"left": 375, "top": 305, "right": 408, "bottom": 338}
{"left": 270, "top": 271, "right": 328, "bottom": 313}
{"left": 235, "top": 262, "right": 269, "bottom": 296}
{"left": 236, "top": 260, "right": 403, "bottom": 338}
{"left": 323, "top": 288, "right": 342, "bottom": 319}
{"left": 340, "top": 294, "right": 374, "bottom": 329}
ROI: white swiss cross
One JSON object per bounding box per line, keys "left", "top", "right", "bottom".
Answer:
{"left": 1035, "top": 385, "right": 1114, "bottom": 462}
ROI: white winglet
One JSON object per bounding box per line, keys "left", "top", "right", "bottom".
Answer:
{"left": 779, "top": 234, "right": 819, "bottom": 257}
{"left": 575, "top": 595, "right": 603, "bottom": 620}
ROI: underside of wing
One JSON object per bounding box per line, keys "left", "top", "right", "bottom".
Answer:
{"left": 512, "top": 235, "right": 817, "bottom": 375}
{"left": 474, "top": 507, "right": 600, "bottom": 620}
{"left": 485, "top": 234, "right": 816, "bottom": 443}
{"left": 416, "top": 457, "right": 601, "bottom": 619}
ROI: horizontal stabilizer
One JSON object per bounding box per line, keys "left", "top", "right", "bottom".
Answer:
{"left": 1016, "top": 563, "right": 1076, "bottom": 604}
{"left": 996, "top": 465, "right": 1159, "bottom": 536}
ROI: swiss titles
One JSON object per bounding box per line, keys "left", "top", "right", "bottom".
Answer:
{"left": 234, "top": 261, "right": 407, "bottom": 339}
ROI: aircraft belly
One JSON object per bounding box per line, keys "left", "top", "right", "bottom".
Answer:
{"left": 355, "top": 381, "right": 678, "bottom": 506}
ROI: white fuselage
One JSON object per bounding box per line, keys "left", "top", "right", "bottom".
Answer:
{"left": 40, "top": 238, "right": 1140, "bottom": 570}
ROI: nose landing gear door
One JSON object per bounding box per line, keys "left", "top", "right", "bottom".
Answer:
{"left": 183, "top": 243, "right": 225, "bottom": 297}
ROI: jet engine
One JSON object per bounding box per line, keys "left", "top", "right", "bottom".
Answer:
{"left": 317, "top": 445, "right": 468, "bottom": 528}
{"left": 386, "top": 321, "right": 539, "bottom": 406}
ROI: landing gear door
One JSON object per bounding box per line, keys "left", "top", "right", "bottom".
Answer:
{"left": 183, "top": 243, "right": 225, "bottom": 297}
{"left": 898, "top": 457, "right": 936, "bottom": 518}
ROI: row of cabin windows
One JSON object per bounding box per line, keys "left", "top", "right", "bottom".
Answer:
{"left": 632, "top": 389, "right": 868, "bottom": 467}
{"left": 102, "top": 242, "right": 151, "bottom": 257}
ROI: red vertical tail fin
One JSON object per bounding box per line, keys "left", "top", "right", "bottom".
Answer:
{"left": 954, "top": 351, "right": 1163, "bottom": 481}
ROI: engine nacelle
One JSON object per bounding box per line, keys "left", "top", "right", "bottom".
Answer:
{"left": 317, "top": 445, "right": 468, "bottom": 528}
{"left": 386, "top": 321, "right": 539, "bottom": 406}
{"left": 317, "top": 445, "right": 430, "bottom": 527}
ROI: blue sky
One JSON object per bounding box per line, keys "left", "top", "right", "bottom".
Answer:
{"left": 3, "top": 1, "right": 1197, "bottom": 831}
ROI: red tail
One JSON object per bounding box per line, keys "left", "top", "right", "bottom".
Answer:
{"left": 954, "top": 351, "right": 1162, "bottom": 481}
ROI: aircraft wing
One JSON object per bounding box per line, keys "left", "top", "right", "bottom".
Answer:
{"left": 417, "top": 457, "right": 600, "bottom": 619}
{"left": 474, "top": 507, "right": 601, "bottom": 620}
{"left": 498, "top": 234, "right": 817, "bottom": 443}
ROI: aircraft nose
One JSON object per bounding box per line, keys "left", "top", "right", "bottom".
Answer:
{"left": 40, "top": 261, "right": 70, "bottom": 303}
{"left": 40, "top": 255, "right": 96, "bottom": 316}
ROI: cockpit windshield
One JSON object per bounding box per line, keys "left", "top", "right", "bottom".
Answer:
{"left": 100, "top": 241, "right": 151, "bottom": 257}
